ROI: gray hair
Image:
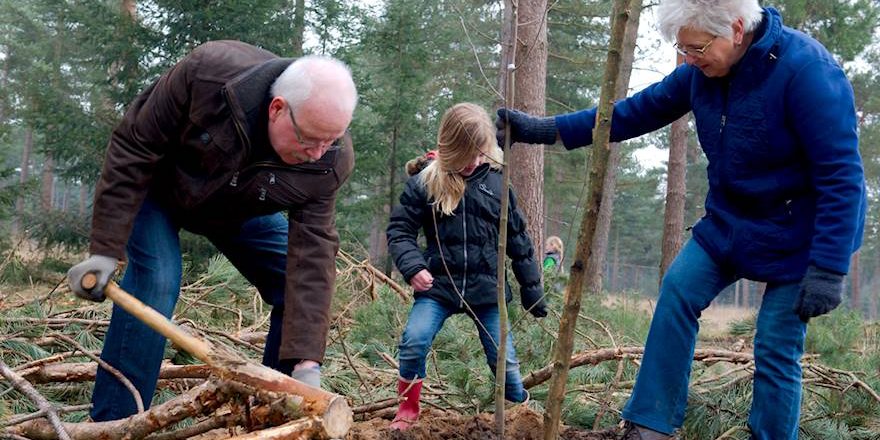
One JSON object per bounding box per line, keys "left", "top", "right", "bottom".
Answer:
{"left": 657, "top": 0, "right": 764, "bottom": 42}
{"left": 270, "top": 55, "right": 358, "bottom": 116}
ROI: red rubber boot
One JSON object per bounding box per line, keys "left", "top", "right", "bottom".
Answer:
{"left": 389, "top": 377, "right": 423, "bottom": 431}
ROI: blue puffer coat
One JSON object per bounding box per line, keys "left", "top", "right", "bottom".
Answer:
{"left": 386, "top": 164, "right": 545, "bottom": 311}
{"left": 554, "top": 7, "right": 866, "bottom": 283}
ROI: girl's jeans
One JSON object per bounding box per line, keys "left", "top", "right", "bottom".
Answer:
{"left": 622, "top": 239, "right": 807, "bottom": 440}
{"left": 91, "top": 197, "right": 290, "bottom": 421}
{"left": 397, "top": 296, "right": 527, "bottom": 402}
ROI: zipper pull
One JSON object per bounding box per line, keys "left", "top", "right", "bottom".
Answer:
{"left": 230, "top": 172, "right": 239, "bottom": 187}
{"left": 259, "top": 187, "right": 267, "bottom": 201}
{"left": 269, "top": 173, "right": 276, "bottom": 185}
{"left": 720, "top": 115, "right": 727, "bottom": 133}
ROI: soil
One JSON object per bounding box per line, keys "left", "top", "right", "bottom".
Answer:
{"left": 346, "top": 407, "right": 619, "bottom": 440}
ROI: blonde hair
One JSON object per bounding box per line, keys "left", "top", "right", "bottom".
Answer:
{"left": 421, "top": 103, "right": 503, "bottom": 215}
{"left": 545, "top": 236, "right": 564, "bottom": 255}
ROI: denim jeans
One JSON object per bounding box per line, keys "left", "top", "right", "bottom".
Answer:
{"left": 397, "top": 296, "right": 527, "bottom": 402}
{"left": 621, "top": 239, "right": 807, "bottom": 439}
{"left": 91, "top": 197, "right": 290, "bottom": 421}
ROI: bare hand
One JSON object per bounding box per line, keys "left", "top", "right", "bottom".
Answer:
{"left": 410, "top": 269, "right": 434, "bottom": 292}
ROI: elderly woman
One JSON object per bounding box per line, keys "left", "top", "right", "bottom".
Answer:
{"left": 496, "top": 1, "right": 865, "bottom": 439}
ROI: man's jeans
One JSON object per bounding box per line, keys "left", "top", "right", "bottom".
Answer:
{"left": 398, "top": 296, "right": 527, "bottom": 402}
{"left": 621, "top": 239, "right": 807, "bottom": 439}
{"left": 91, "top": 197, "right": 289, "bottom": 421}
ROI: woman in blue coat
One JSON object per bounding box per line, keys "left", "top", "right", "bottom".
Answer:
{"left": 496, "top": 1, "right": 866, "bottom": 439}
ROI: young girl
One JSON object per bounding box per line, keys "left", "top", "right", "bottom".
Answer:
{"left": 386, "top": 103, "right": 547, "bottom": 431}
{"left": 543, "top": 235, "right": 564, "bottom": 272}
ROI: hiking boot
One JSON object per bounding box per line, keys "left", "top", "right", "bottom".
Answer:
{"left": 619, "top": 421, "right": 675, "bottom": 440}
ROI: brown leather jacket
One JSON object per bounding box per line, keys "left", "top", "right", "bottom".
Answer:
{"left": 89, "top": 40, "right": 354, "bottom": 362}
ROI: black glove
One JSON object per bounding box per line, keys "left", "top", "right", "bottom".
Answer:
{"left": 495, "top": 108, "right": 557, "bottom": 147}
{"left": 67, "top": 255, "right": 118, "bottom": 302}
{"left": 793, "top": 265, "right": 844, "bottom": 322}
{"left": 521, "top": 286, "right": 548, "bottom": 318}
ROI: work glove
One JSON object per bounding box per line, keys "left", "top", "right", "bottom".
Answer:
{"left": 67, "top": 254, "right": 118, "bottom": 302}
{"left": 793, "top": 265, "right": 844, "bottom": 323}
{"left": 495, "top": 108, "right": 558, "bottom": 148}
{"left": 291, "top": 363, "right": 321, "bottom": 388}
{"left": 521, "top": 285, "right": 548, "bottom": 318}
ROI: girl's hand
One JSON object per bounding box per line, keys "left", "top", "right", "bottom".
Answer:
{"left": 410, "top": 269, "right": 434, "bottom": 292}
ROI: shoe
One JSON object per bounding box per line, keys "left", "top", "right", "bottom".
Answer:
{"left": 619, "top": 421, "right": 675, "bottom": 439}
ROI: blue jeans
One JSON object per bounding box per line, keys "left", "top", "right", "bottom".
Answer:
{"left": 397, "top": 296, "right": 527, "bottom": 402}
{"left": 621, "top": 239, "right": 807, "bottom": 439}
{"left": 91, "top": 197, "right": 290, "bottom": 421}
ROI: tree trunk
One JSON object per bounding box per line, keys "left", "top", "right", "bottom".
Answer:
{"left": 508, "top": 0, "right": 548, "bottom": 256}
{"left": 850, "top": 251, "right": 860, "bottom": 311}
{"left": 659, "top": 54, "right": 688, "bottom": 283}
{"left": 40, "top": 155, "right": 55, "bottom": 212}
{"left": 14, "top": 128, "right": 33, "bottom": 236}
{"left": 543, "top": 1, "right": 630, "bottom": 438}
{"left": 586, "top": 0, "right": 642, "bottom": 294}
{"left": 291, "top": 0, "right": 306, "bottom": 56}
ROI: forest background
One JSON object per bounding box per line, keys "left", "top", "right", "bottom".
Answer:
{"left": 1, "top": 1, "right": 880, "bottom": 439}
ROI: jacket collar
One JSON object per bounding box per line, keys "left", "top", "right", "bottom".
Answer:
{"left": 731, "top": 7, "right": 783, "bottom": 81}
{"left": 222, "top": 58, "right": 294, "bottom": 149}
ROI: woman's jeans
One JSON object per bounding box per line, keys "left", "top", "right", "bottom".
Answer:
{"left": 91, "top": 197, "right": 290, "bottom": 421}
{"left": 397, "top": 296, "right": 527, "bottom": 402}
{"left": 621, "top": 239, "right": 807, "bottom": 440}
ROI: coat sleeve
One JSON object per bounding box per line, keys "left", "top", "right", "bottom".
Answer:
{"left": 279, "top": 192, "right": 340, "bottom": 363}
{"left": 787, "top": 59, "right": 864, "bottom": 275}
{"left": 386, "top": 177, "right": 429, "bottom": 282}
{"left": 505, "top": 188, "right": 544, "bottom": 311}
{"left": 554, "top": 64, "right": 695, "bottom": 150}
{"left": 89, "top": 50, "right": 197, "bottom": 259}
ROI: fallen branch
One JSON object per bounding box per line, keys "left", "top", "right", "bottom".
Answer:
{"left": 6, "top": 380, "right": 232, "bottom": 440}
{"left": 21, "top": 362, "right": 211, "bottom": 384}
{"left": 523, "top": 347, "right": 754, "bottom": 388}
{"left": 224, "top": 416, "right": 325, "bottom": 440}
{"left": 0, "top": 361, "right": 72, "bottom": 440}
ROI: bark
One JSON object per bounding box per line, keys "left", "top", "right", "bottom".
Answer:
{"left": 509, "top": 0, "right": 548, "bottom": 256}
{"left": 40, "top": 155, "right": 54, "bottom": 212}
{"left": 224, "top": 417, "right": 324, "bottom": 440}
{"left": 850, "top": 251, "right": 860, "bottom": 310}
{"left": 291, "top": 0, "right": 306, "bottom": 56}
{"left": 659, "top": 51, "right": 688, "bottom": 282}
{"left": 82, "top": 278, "right": 353, "bottom": 438}
{"left": 14, "top": 128, "right": 33, "bottom": 236}
{"left": 543, "top": 1, "right": 630, "bottom": 438}
{"left": 524, "top": 347, "right": 755, "bottom": 389}
{"left": 0, "top": 361, "right": 71, "bottom": 440}
{"left": 586, "top": 0, "right": 643, "bottom": 293}
{"left": 7, "top": 381, "right": 231, "bottom": 440}
{"left": 21, "top": 362, "right": 211, "bottom": 384}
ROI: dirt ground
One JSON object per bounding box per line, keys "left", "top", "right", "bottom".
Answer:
{"left": 346, "top": 407, "right": 619, "bottom": 440}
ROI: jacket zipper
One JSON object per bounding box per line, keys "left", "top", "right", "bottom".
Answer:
{"left": 461, "top": 196, "right": 468, "bottom": 308}
{"left": 229, "top": 161, "right": 331, "bottom": 188}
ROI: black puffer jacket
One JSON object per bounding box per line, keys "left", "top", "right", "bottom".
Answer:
{"left": 387, "top": 164, "right": 545, "bottom": 314}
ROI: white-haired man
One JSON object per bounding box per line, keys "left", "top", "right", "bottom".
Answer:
{"left": 496, "top": 0, "right": 865, "bottom": 438}
{"left": 67, "top": 40, "right": 357, "bottom": 421}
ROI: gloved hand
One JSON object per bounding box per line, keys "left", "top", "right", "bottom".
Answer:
{"left": 528, "top": 300, "right": 548, "bottom": 318}
{"left": 521, "top": 286, "right": 548, "bottom": 318}
{"left": 291, "top": 361, "right": 321, "bottom": 388}
{"left": 67, "top": 254, "right": 118, "bottom": 302}
{"left": 793, "top": 265, "right": 844, "bottom": 322}
{"left": 495, "top": 108, "right": 558, "bottom": 147}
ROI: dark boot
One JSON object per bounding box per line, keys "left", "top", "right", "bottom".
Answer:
{"left": 620, "top": 421, "right": 675, "bottom": 439}
{"left": 389, "top": 377, "right": 423, "bottom": 431}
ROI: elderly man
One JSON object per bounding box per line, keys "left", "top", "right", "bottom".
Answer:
{"left": 67, "top": 40, "right": 357, "bottom": 421}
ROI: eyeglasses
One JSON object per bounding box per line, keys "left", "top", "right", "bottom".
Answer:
{"left": 288, "top": 107, "right": 337, "bottom": 149}
{"left": 673, "top": 36, "right": 716, "bottom": 58}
